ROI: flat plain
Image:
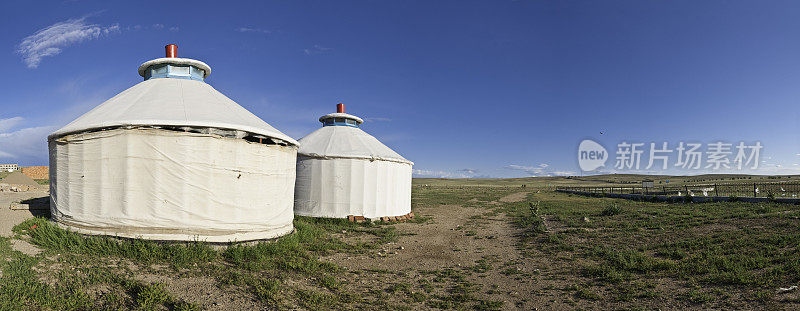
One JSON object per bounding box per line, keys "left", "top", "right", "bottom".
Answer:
{"left": 0, "top": 175, "right": 799, "bottom": 310}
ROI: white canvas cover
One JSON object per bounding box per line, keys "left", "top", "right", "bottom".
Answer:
{"left": 295, "top": 157, "right": 411, "bottom": 218}
{"left": 50, "top": 128, "right": 296, "bottom": 242}
{"left": 294, "top": 125, "right": 413, "bottom": 218}
{"left": 49, "top": 56, "right": 299, "bottom": 242}
{"left": 49, "top": 78, "right": 297, "bottom": 146}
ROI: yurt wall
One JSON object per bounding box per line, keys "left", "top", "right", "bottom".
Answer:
{"left": 48, "top": 45, "right": 298, "bottom": 242}
{"left": 294, "top": 104, "right": 413, "bottom": 220}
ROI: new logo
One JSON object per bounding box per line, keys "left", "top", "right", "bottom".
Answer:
{"left": 578, "top": 139, "right": 607, "bottom": 172}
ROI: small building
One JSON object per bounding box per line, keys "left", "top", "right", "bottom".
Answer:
{"left": 642, "top": 180, "right": 654, "bottom": 188}
{"left": 48, "top": 45, "right": 298, "bottom": 242}
{"left": 0, "top": 164, "right": 19, "bottom": 172}
{"left": 294, "top": 104, "right": 413, "bottom": 219}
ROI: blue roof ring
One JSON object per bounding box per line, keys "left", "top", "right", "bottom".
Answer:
{"left": 319, "top": 112, "right": 364, "bottom": 126}
{"left": 138, "top": 58, "right": 212, "bottom": 78}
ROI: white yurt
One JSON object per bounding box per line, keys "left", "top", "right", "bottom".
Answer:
{"left": 294, "top": 104, "right": 413, "bottom": 220}
{"left": 48, "top": 45, "right": 298, "bottom": 242}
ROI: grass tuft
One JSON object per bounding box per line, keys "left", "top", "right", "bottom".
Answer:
{"left": 601, "top": 204, "right": 622, "bottom": 216}
{"left": 15, "top": 218, "right": 217, "bottom": 268}
{"left": 251, "top": 278, "right": 282, "bottom": 305}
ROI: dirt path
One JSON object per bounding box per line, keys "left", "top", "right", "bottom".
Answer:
{"left": 323, "top": 191, "right": 548, "bottom": 309}
{"left": 0, "top": 190, "right": 47, "bottom": 255}
{"left": 0, "top": 190, "right": 48, "bottom": 236}
{"left": 499, "top": 192, "right": 529, "bottom": 203}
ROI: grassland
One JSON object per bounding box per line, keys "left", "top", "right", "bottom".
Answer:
{"left": 4, "top": 216, "right": 412, "bottom": 310}
{"left": 412, "top": 183, "right": 800, "bottom": 308}
{"left": 513, "top": 191, "right": 800, "bottom": 308}
{"left": 1, "top": 175, "right": 799, "bottom": 309}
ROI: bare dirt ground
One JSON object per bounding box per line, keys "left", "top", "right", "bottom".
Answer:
{"left": 320, "top": 190, "right": 591, "bottom": 310}
{"left": 325, "top": 202, "right": 534, "bottom": 309}
{"left": 0, "top": 190, "right": 47, "bottom": 255}
{"left": 498, "top": 192, "right": 528, "bottom": 203}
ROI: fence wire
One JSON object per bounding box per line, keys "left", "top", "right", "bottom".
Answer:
{"left": 556, "top": 182, "right": 800, "bottom": 198}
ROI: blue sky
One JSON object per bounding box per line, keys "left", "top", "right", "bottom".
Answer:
{"left": 1, "top": 0, "right": 800, "bottom": 178}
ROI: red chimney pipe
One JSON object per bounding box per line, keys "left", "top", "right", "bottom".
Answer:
{"left": 165, "top": 44, "right": 177, "bottom": 58}
{"left": 337, "top": 103, "right": 345, "bottom": 113}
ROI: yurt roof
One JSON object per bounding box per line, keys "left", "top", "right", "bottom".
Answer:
{"left": 298, "top": 105, "right": 412, "bottom": 164}
{"left": 49, "top": 45, "right": 297, "bottom": 146}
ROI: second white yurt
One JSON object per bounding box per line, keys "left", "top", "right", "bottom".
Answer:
{"left": 294, "top": 104, "right": 413, "bottom": 220}
{"left": 48, "top": 45, "right": 298, "bottom": 242}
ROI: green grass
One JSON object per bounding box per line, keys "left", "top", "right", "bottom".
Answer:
{"left": 294, "top": 289, "right": 355, "bottom": 309}
{"left": 8, "top": 215, "right": 404, "bottom": 309}
{"left": 502, "top": 201, "right": 546, "bottom": 242}
{"left": 251, "top": 278, "right": 282, "bottom": 304}
{"left": 601, "top": 203, "right": 622, "bottom": 216}
{"left": 501, "top": 190, "right": 800, "bottom": 307}
{"left": 411, "top": 185, "right": 800, "bottom": 308}
{"left": 16, "top": 216, "right": 395, "bottom": 273}
{"left": 683, "top": 288, "right": 714, "bottom": 304}
{"left": 0, "top": 233, "right": 196, "bottom": 310}
{"left": 0, "top": 237, "right": 95, "bottom": 310}
{"left": 574, "top": 286, "right": 601, "bottom": 300}
{"left": 10, "top": 177, "right": 798, "bottom": 309}
{"left": 15, "top": 218, "right": 217, "bottom": 268}
{"left": 130, "top": 282, "right": 170, "bottom": 310}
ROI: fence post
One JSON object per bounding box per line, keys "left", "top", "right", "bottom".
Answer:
{"left": 684, "top": 185, "right": 688, "bottom": 195}
{"left": 715, "top": 183, "right": 718, "bottom": 197}
{"left": 754, "top": 183, "right": 757, "bottom": 197}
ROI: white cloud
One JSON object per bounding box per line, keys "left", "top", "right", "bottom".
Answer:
{"left": 458, "top": 168, "right": 478, "bottom": 175}
{"left": 505, "top": 163, "right": 576, "bottom": 177}
{"left": 169, "top": 26, "right": 180, "bottom": 32}
{"left": 0, "top": 117, "right": 55, "bottom": 163}
{"left": 17, "top": 17, "right": 120, "bottom": 68}
{"left": 237, "top": 27, "right": 272, "bottom": 34}
{"left": 152, "top": 23, "right": 164, "bottom": 30}
{"left": 414, "top": 169, "right": 467, "bottom": 178}
{"left": 0, "top": 117, "right": 24, "bottom": 132}
{"left": 304, "top": 45, "right": 333, "bottom": 55}
{"left": 413, "top": 168, "right": 491, "bottom": 179}
{"left": 364, "top": 117, "right": 392, "bottom": 122}
{"left": 505, "top": 164, "right": 546, "bottom": 175}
